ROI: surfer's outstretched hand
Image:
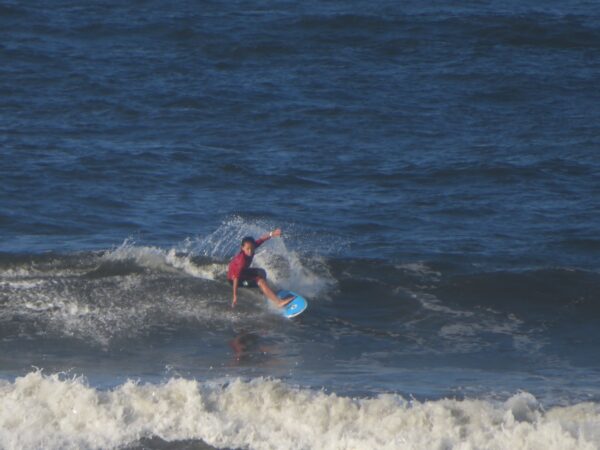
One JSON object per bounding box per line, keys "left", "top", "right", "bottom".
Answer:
{"left": 260, "top": 228, "right": 282, "bottom": 240}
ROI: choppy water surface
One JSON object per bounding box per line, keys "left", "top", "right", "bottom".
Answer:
{"left": 1, "top": 0, "right": 599, "bottom": 448}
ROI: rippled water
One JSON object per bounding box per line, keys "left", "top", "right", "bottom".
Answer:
{"left": 1, "top": 0, "right": 599, "bottom": 448}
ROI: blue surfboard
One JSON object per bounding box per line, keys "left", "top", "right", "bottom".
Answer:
{"left": 277, "top": 290, "right": 308, "bottom": 318}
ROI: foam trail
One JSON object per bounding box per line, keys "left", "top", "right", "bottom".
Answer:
{"left": 103, "top": 239, "right": 223, "bottom": 280}
{"left": 1, "top": 371, "right": 599, "bottom": 450}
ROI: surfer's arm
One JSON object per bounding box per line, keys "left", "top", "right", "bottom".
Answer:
{"left": 256, "top": 228, "right": 282, "bottom": 245}
{"left": 231, "top": 277, "right": 239, "bottom": 308}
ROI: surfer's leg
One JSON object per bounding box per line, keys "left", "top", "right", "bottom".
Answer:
{"left": 256, "top": 278, "right": 294, "bottom": 307}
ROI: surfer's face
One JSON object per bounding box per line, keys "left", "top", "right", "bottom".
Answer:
{"left": 241, "top": 242, "right": 255, "bottom": 257}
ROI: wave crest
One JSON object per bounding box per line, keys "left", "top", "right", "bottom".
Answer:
{"left": 1, "top": 371, "right": 598, "bottom": 450}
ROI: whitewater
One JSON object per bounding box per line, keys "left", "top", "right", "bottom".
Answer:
{"left": 1, "top": 371, "right": 599, "bottom": 450}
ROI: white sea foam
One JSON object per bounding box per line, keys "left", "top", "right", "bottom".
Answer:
{"left": 0, "top": 279, "right": 45, "bottom": 290}
{"left": 0, "top": 267, "right": 243, "bottom": 347}
{"left": 103, "top": 239, "right": 223, "bottom": 280}
{"left": 0, "top": 371, "right": 598, "bottom": 450}
{"left": 419, "top": 291, "right": 545, "bottom": 355}
{"left": 395, "top": 261, "right": 442, "bottom": 280}
{"left": 407, "top": 290, "right": 472, "bottom": 317}
{"left": 0, "top": 265, "right": 86, "bottom": 280}
{"left": 253, "top": 241, "right": 334, "bottom": 298}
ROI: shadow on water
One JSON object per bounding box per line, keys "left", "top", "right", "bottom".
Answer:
{"left": 129, "top": 437, "right": 239, "bottom": 450}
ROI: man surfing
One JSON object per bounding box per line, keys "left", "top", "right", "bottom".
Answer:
{"left": 227, "top": 228, "right": 295, "bottom": 308}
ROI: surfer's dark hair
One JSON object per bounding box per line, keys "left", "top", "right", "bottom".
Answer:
{"left": 241, "top": 236, "right": 256, "bottom": 247}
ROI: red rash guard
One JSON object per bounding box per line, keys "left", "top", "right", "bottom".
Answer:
{"left": 227, "top": 238, "right": 266, "bottom": 281}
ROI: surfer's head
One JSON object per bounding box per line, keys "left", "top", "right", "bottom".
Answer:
{"left": 241, "top": 236, "right": 256, "bottom": 256}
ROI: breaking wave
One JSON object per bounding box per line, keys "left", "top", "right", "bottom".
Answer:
{"left": 0, "top": 371, "right": 598, "bottom": 450}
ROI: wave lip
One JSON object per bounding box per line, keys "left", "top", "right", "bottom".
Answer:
{"left": 1, "top": 371, "right": 599, "bottom": 450}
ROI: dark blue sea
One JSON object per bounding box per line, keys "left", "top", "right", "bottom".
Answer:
{"left": 1, "top": 0, "right": 600, "bottom": 448}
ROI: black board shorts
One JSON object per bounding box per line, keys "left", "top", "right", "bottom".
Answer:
{"left": 228, "top": 268, "right": 267, "bottom": 288}
{"left": 229, "top": 278, "right": 259, "bottom": 288}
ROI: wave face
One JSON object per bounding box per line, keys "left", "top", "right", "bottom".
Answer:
{"left": 1, "top": 371, "right": 599, "bottom": 450}
{"left": 0, "top": 219, "right": 335, "bottom": 348}
{"left": 1, "top": 221, "right": 599, "bottom": 411}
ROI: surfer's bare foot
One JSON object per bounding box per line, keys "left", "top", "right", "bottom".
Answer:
{"left": 278, "top": 295, "right": 295, "bottom": 308}
{"left": 256, "top": 279, "right": 295, "bottom": 308}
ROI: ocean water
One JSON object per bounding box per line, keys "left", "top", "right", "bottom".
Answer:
{"left": 1, "top": 0, "right": 600, "bottom": 449}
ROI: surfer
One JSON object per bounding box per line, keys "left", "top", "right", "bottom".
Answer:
{"left": 228, "top": 228, "right": 295, "bottom": 309}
